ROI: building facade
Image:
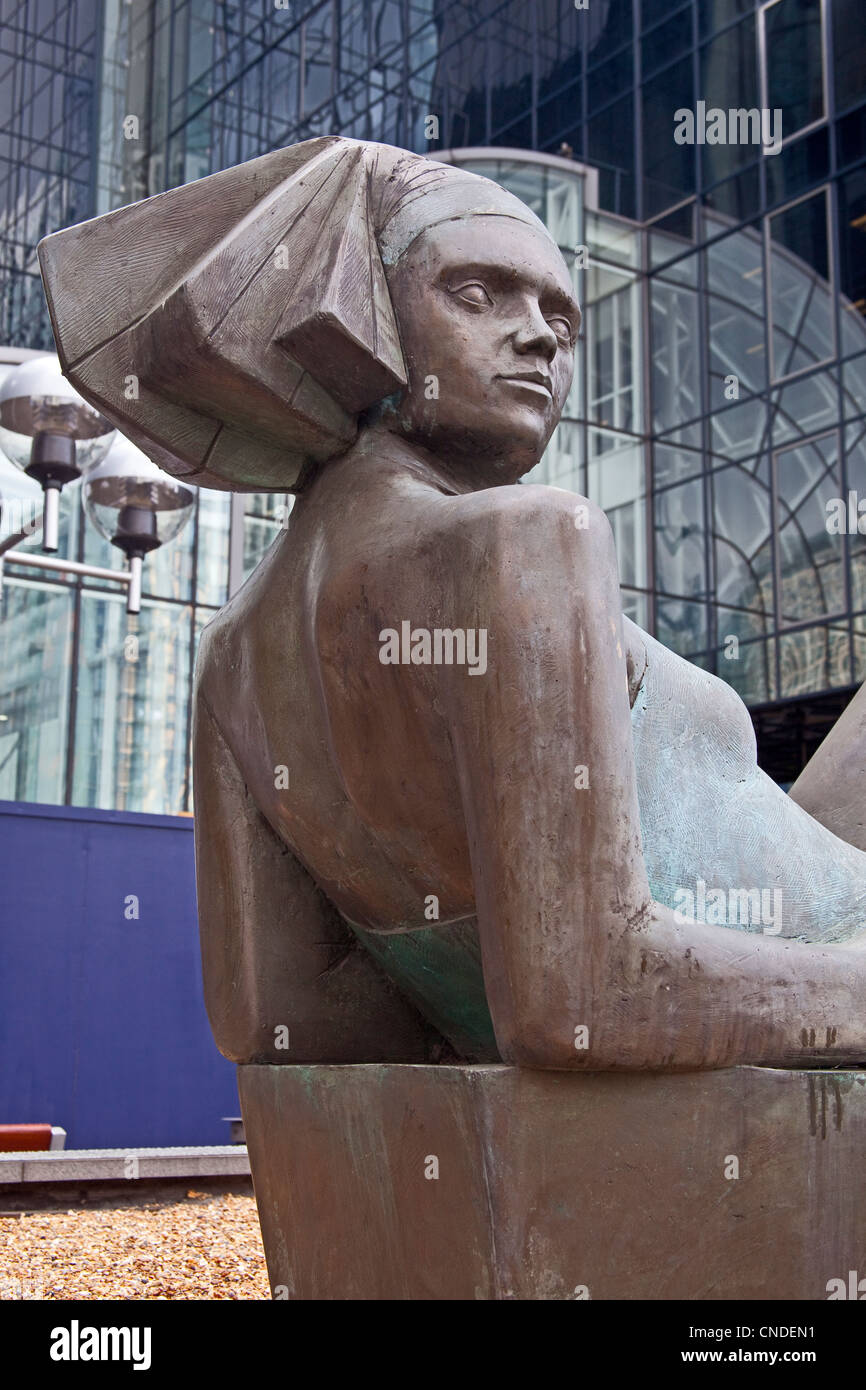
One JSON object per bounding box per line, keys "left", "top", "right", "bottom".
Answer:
{"left": 1, "top": 0, "right": 865, "bottom": 810}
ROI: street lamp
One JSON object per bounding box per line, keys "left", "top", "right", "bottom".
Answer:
{"left": 0, "top": 353, "right": 115, "bottom": 552}
{"left": 82, "top": 435, "right": 196, "bottom": 614}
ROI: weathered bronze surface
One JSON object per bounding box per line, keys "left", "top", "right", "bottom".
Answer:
{"left": 39, "top": 138, "right": 866, "bottom": 1072}
{"left": 239, "top": 1062, "right": 866, "bottom": 1300}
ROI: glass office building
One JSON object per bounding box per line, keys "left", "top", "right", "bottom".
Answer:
{"left": 1, "top": 0, "right": 865, "bottom": 810}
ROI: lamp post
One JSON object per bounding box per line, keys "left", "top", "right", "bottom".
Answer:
{"left": 82, "top": 436, "right": 196, "bottom": 614}
{"left": 0, "top": 354, "right": 115, "bottom": 552}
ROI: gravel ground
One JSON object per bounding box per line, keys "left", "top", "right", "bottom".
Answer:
{"left": 0, "top": 1183, "right": 270, "bottom": 1300}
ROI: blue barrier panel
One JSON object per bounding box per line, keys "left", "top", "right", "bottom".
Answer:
{"left": 0, "top": 800, "right": 238, "bottom": 1149}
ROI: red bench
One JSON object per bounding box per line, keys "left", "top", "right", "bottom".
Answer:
{"left": 0, "top": 1124, "right": 66, "bottom": 1152}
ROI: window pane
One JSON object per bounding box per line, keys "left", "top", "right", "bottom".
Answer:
{"left": 0, "top": 580, "right": 73, "bottom": 804}
{"left": 769, "top": 191, "right": 834, "bottom": 378}
{"left": 195, "top": 490, "right": 230, "bottom": 608}
{"left": 765, "top": 125, "right": 829, "bottom": 205}
{"left": 705, "top": 223, "right": 767, "bottom": 403}
{"left": 715, "top": 627, "right": 777, "bottom": 703}
{"left": 832, "top": 0, "right": 866, "bottom": 112}
{"left": 698, "top": 0, "right": 753, "bottom": 38}
{"left": 243, "top": 494, "right": 290, "bottom": 581}
{"left": 844, "top": 420, "right": 866, "bottom": 612}
{"left": 764, "top": 0, "right": 824, "bottom": 136}
{"left": 643, "top": 0, "right": 689, "bottom": 29}
{"left": 838, "top": 167, "right": 866, "bottom": 339}
{"left": 655, "top": 477, "right": 707, "bottom": 598}
{"left": 586, "top": 261, "right": 641, "bottom": 434}
{"left": 771, "top": 368, "right": 839, "bottom": 445}
{"left": 303, "top": 3, "right": 333, "bottom": 116}
{"left": 779, "top": 625, "right": 850, "bottom": 695}
{"left": 713, "top": 460, "right": 773, "bottom": 613}
{"left": 643, "top": 12, "right": 692, "bottom": 76}
{"left": 72, "top": 594, "right": 191, "bottom": 814}
{"left": 699, "top": 18, "right": 759, "bottom": 183}
{"left": 842, "top": 356, "right": 866, "bottom": 421}
{"left": 656, "top": 596, "right": 709, "bottom": 658}
{"left": 532, "top": 419, "right": 585, "bottom": 493}
{"left": 710, "top": 397, "right": 768, "bottom": 460}
{"left": 702, "top": 163, "right": 761, "bottom": 220}
{"left": 654, "top": 442, "right": 704, "bottom": 487}
{"left": 774, "top": 433, "right": 844, "bottom": 625}
{"left": 651, "top": 277, "right": 702, "bottom": 431}
{"left": 587, "top": 430, "right": 648, "bottom": 589}
{"left": 588, "top": 94, "right": 635, "bottom": 218}
{"left": 642, "top": 58, "right": 694, "bottom": 217}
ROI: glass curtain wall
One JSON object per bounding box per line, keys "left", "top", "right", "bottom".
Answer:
{"left": 1, "top": 0, "right": 865, "bottom": 811}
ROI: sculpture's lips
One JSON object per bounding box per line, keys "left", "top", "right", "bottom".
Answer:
{"left": 497, "top": 371, "right": 553, "bottom": 398}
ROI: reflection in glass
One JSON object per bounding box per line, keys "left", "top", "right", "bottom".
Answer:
{"left": 195, "top": 490, "right": 230, "bottom": 608}
{"left": 710, "top": 397, "right": 768, "bottom": 461}
{"left": 656, "top": 596, "right": 708, "bottom": 658}
{"left": 764, "top": 0, "right": 824, "bottom": 136}
{"left": 0, "top": 580, "right": 72, "bottom": 803}
{"left": 302, "top": 4, "right": 334, "bottom": 117}
{"left": 843, "top": 421, "right": 866, "bottom": 613}
{"left": 771, "top": 368, "right": 839, "bottom": 445}
{"left": 587, "top": 260, "right": 641, "bottom": 434}
{"left": 73, "top": 594, "right": 191, "bottom": 813}
{"left": 654, "top": 442, "right": 703, "bottom": 487}
{"left": 641, "top": 58, "right": 693, "bottom": 217}
{"left": 651, "top": 278, "right": 701, "bottom": 432}
{"left": 655, "top": 478, "right": 706, "bottom": 598}
{"left": 769, "top": 192, "right": 834, "bottom": 379}
{"left": 621, "top": 588, "right": 649, "bottom": 627}
{"left": 243, "top": 493, "right": 291, "bottom": 582}
{"left": 842, "top": 354, "right": 866, "bottom": 421}
{"left": 833, "top": 0, "right": 866, "bottom": 111}
{"left": 854, "top": 614, "right": 866, "bottom": 683}
{"left": 587, "top": 429, "right": 648, "bottom": 589}
{"left": 775, "top": 433, "right": 844, "bottom": 625}
{"left": 765, "top": 126, "right": 829, "bottom": 206}
{"left": 838, "top": 167, "right": 866, "bottom": 345}
{"left": 779, "top": 625, "right": 850, "bottom": 696}
{"left": 705, "top": 223, "right": 766, "bottom": 403}
{"left": 699, "top": 17, "right": 758, "bottom": 184}
{"left": 714, "top": 616, "right": 776, "bottom": 703}
{"left": 712, "top": 460, "right": 773, "bottom": 613}
{"left": 532, "top": 421, "right": 585, "bottom": 493}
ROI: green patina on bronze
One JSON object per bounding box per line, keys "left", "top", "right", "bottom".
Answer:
{"left": 347, "top": 917, "right": 499, "bottom": 1060}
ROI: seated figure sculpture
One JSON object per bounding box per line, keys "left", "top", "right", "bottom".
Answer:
{"left": 38, "top": 137, "right": 866, "bottom": 1073}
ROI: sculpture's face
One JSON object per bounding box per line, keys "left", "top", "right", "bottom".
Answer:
{"left": 386, "top": 215, "right": 579, "bottom": 485}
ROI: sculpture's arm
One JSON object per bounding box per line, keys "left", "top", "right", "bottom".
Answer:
{"left": 192, "top": 687, "right": 437, "bottom": 1063}
{"left": 438, "top": 485, "right": 864, "bottom": 1070}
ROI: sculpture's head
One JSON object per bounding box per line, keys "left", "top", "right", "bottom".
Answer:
{"left": 378, "top": 171, "right": 579, "bottom": 485}
{"left": 38, "top": 138, "right": 579, "bottom": 493}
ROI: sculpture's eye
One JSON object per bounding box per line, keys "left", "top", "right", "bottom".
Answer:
{"left": 452, "top": 282, "right": 493, "bottom": 308}
{"left": 547, "top": 316, "right": 575, "bottom": 345}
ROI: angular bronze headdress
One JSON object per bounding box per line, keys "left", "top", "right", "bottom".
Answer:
{"left": 38, "top": 137, "right": 552, "bottom": 492}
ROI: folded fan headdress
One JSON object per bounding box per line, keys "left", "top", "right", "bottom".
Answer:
{"left": 37, "top": 137, "right": 552, "bottom": 493}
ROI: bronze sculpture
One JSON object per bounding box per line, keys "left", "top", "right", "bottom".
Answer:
{"left": 38, "top": 137, "right": 866, "bottom": 1074}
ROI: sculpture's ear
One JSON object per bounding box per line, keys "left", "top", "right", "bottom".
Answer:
{"left": 37, "top": 138, "right": 407, "bottom": 492}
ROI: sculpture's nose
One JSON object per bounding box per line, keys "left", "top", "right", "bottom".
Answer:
{"left": 511, "top": 297, "right": 559, "bottom": 361}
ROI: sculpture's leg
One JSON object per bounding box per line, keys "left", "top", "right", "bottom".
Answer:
{"left": 788, "top": 682, "right": 866, "bottom": 852}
